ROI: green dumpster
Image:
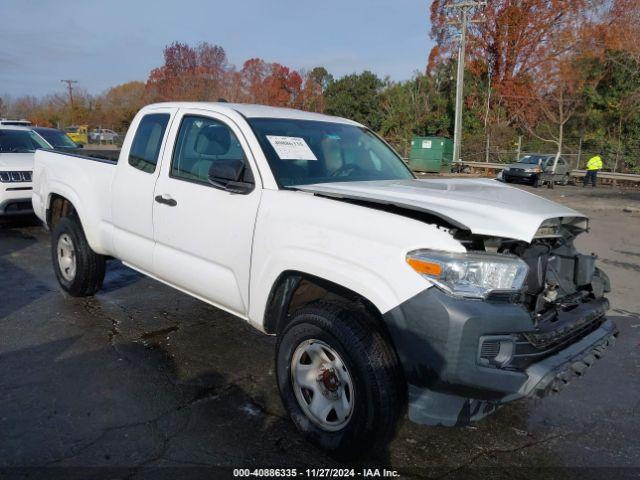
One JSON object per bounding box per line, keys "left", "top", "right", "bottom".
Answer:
{"left": 409, "top": 136, "right": 453, "bottom": 173}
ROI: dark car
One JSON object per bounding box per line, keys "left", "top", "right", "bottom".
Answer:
{"left": 31, "top": 127, "right": 81, "bottom": 151}
{"left": 502, "top": 154, "right": 571, "bottom": 187}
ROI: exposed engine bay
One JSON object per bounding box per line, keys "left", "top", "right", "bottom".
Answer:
{"left": 453, "top": 216, "right": 612, "bottom": 369}
{"left": 457, "top": 216, "right": 610, "bottom": 319}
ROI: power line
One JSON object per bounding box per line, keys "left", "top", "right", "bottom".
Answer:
{"left": 445, "top": 0, "right": 487, "bottom": 163}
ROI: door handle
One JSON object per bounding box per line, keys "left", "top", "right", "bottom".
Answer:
{"left": 155, "top": 195, "right": 177, "bottom": 207}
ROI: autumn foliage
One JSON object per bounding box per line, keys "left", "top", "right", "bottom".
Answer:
{"left": 145, "top": 42, "right": 318, "bottom": 110}
{"left": 1, "top": 4, "right": 639, "bottom": 171}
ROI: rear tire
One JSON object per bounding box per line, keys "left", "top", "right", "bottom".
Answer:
{"left": 51, "top": 216, "right": 106, "bottom": 297}
{"left": 276, "top": 301, "right": 405, "bottom": 459}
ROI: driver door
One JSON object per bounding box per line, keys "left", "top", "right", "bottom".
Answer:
{"left": 152, "top": 110, "right": 261, "bottom": 317}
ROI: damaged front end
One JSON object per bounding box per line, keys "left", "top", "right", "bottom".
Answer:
{"left": 388, "top": 216, "right": 618, "bottom": 427}
{"left": 469, "top": 216, "right": 614, "bottom": 374}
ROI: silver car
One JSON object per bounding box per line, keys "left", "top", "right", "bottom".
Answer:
{"left": 89, "top": 128, "right": 119, "bottom": 143}
{"left": 502, "top": 154, "right": 571, "bottom": 187}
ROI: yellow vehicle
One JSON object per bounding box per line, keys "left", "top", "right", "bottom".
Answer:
{"left": 64, "top": 125, "right": 88, "bottom": 146}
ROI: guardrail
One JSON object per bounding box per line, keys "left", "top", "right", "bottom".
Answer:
{"left": 456, "top": 161, "right": 640, "bottom": 185}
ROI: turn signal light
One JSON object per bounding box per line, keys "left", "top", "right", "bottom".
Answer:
{"left": 406, "top": 258, "right": 442, "bottom": 276}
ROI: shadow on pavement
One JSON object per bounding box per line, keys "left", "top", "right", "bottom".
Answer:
{"left": 0, "top": 332, "right": 396, "bottom": 474}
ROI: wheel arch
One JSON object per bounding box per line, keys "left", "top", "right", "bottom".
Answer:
{"left": 44, "top": 191, "right": 106, "bottom": 254}
{"left": 46, "top": 192, "right": 78, "bottom": 230}
{"left": 262, "top": 270, "right": 394, "bottom": 342}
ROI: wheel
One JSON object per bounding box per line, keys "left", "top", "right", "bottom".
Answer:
{"left": 533, "top": 176, "right": 541, "bottom": 188}
{"left": 51, "top": 216, "right": 106, "bottom": 297}
{"left": 561, "top": 174, "right": 570, "bottom": 186}
{"left": 276, "top": 301, "right": 404, "bottom": 459}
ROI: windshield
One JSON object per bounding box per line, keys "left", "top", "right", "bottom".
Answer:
{"left": 0, "top": 130, "right": 50, "bottom": 153}
{"left": 248, "top": 118, "right": 414, "bottom": 187}
{"left": 519, "top": 155, "right": 550, "bottom": 165}
{"left": 36, "top": 129, "right": 78, "bottom": 148}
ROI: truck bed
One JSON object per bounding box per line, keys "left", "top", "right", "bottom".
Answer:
{"left": 32, "top": 149, "right": 118, "bottom": 255}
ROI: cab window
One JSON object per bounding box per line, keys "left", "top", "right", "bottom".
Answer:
{"left": 171, "top": 115, "right": 248, "bottom": 185}
{"left": 128, "top": 113, "right": 170, "bottom": 173}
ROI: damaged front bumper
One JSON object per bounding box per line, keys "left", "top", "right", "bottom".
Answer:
{"left": 382, "top": 287, "right": 618, "bottom": 427}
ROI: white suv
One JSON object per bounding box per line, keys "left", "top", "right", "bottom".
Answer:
{"left": 0, "top": 126, "right": 50, "bottom": 216}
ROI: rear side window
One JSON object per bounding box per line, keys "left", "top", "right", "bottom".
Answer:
{"left": 128, "top": 113, "right": 170, "bottom": 173}
{"left": 171, "top": 115, "right": 247, "bottom": 185}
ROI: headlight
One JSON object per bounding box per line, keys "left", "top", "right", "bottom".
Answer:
{"left": 0, "top": 171, "right": 32, "bottom": 182}
{"left": 525, "top": 166, "right": 542, "bottom": 173}
{"left": 406, "top": 250, "right": 529, "bottom": 299}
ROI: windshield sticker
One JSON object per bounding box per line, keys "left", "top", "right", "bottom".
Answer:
{"left": 266, "top": 135, "right": 317, "bottom": 161}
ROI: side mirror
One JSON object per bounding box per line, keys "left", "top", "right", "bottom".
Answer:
{"left": 208, "top": 159, "right": 254, "bottom": 194}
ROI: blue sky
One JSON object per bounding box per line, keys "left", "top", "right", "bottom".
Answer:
{"left": 0, "top": 0, "right": 433, "bottom": 98}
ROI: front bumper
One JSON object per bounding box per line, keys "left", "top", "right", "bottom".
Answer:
{"left": 382, "top": 287, "right": 617, "bottom": 426}
{"left": 0, "top": 185, "right": 33, "bottom": 216}
{"left": 503, "top": 170, "right": 538, "bottom": 182}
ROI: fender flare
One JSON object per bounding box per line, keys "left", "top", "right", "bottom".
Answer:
{"left": 45, "top": 185, "right": 105, "bottom": 254}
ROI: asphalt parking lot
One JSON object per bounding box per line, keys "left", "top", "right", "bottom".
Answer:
{"left": 1, "top": 183, "right": 639, "bottom": 478}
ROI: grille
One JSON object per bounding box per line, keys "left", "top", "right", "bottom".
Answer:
{"left": 480, "top": 340, "right": 501, "bottom": 360}
{"left": 0, "top": 171, "right": 32, "bottom": 183}
{"left": 510, "top": 316, "right": 604, "bottom": 369}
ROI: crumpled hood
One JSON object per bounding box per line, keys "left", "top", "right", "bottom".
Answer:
{"left": 295, "top": 178, "right": 586, "bottom": 242}
{"left": 0, "top": 152, "right": 35, "bottom": 169}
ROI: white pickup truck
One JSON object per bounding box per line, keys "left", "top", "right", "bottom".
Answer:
{"left": 33, "top": 102, "right": 617, "bottom": 457}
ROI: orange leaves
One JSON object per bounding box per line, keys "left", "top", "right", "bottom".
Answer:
{"left": 145, "top": 42, "right": 317, "bottom": 109}
{"left": 429, "top": 0, "right": 590, "bottom": 91}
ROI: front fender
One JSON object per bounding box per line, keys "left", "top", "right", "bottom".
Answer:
{"left": 248, "top": 190, "right": 465, "bottom": 331}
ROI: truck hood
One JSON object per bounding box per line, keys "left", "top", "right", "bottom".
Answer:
{"left": 0, "top": 152, "right": 35, "bottom": 169}
{"left": 295, "top": 178, "right": 586, "bottom": 243}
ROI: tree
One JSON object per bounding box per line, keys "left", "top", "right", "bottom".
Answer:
{"left": 324, "top": 71, "right": 383, "bottom": 130}
{"left": 299, "top": 67, "right": 332, "bottom": 112}
{"left": 428, "top": 0, "right": 590, "bottom": 95}
{"left": 261, "top": 63, "right": 302, "bottom": 107}
{"left": 239, "top": 58, "right": 302, "bottom": 106}
{"left": 146, "top": 42, "right": 232, "bottom": 101}
{"left": 100, "top": 81, "right": 148, "bottom": 130}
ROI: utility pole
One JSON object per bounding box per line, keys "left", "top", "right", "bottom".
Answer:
{"left": 61, "top": 79, "right": 78, "bottom": 123}
{"left": 577, "top": 136, "right": 583, "bottom": 169}
{"left": 61, "top": 79, "right": 78, "bottom": 106}
{"left": 446, "top": 0, "right": 486, "bottom": 164}
{"left": 484, "top": 70, "right": 492, "bottom": 163}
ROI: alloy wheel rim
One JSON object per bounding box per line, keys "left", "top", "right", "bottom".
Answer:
{"left": 57, "top": 234, "right": 77, "bottom": 282}
{"left": 290, "top": 339, "right": 355, "bottom": 432}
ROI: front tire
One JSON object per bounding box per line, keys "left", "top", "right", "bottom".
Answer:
{"left": 51, "top": 216, "right": 106, "bottom": 297}
{"left": 276, "top": 301, "right": 404, "bottom": 459}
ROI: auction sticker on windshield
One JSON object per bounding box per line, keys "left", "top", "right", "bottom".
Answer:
{"left": 266, "top": 135, "right": 317, "bottom": 161}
